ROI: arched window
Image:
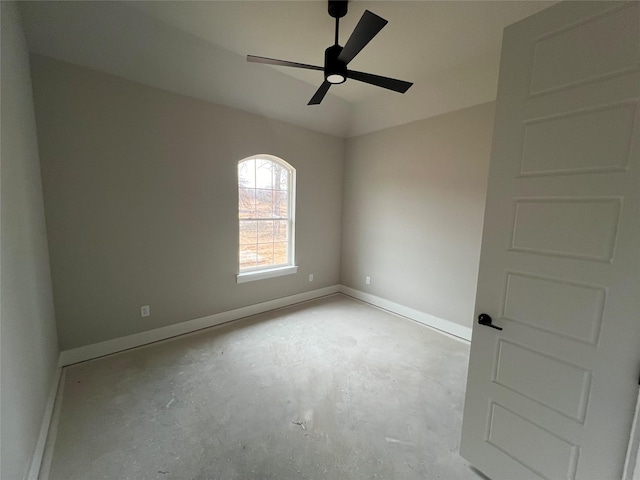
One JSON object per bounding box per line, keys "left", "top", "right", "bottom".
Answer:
{"left": 237, "top": 155, "right": 297, "bottom": 282}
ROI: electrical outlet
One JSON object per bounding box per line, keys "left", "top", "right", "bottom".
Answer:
{"left": 365, "top": 276, "right": 371, "bottom": 285}
{"left": 141, "top": 305, "right": 150, "bottom": 317}
{"left": 309, "top": 274, "right": 314, "bottom": 282}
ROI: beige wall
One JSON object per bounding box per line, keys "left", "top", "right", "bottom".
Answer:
{"left": 30, "top": 55, "right": 345, "bottom": 350}
{"left": 341, "top": 102, "right": 495, "bottom": 329}
{"left": 0, "top": 4, "right": 59, "bottom": 479}
{"left": 28, "top": 53, "right": 494, "bottom": 351}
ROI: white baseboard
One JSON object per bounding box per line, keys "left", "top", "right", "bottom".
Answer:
{"left": 27, "top": 367, "right": 63, "bottom": 480}
{"left": 339, "top": 285, "right": 472, "bottom": 342}
{"left": 58, "top": 285, "right": 340, "bottom": 367}
{"left": 33, "top": 369, "right": 66, "bottom": 480}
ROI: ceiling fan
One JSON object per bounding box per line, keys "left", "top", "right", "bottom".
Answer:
{"left": 247, "top": 0, "right": 413, "bottom": 105}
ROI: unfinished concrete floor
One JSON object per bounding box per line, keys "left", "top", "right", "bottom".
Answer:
{"left": 42, "top": 294, "right": 483, "bottom": 480}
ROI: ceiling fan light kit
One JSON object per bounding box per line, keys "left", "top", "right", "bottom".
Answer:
{"left": 247, "top": 0, "right": 413, "bottom": 105}
{"left": 325, "top": 45, "right": 347, "bottom": 84}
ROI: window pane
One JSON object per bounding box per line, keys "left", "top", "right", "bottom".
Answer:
{"left": 256, "top": 159, "right": 273, "bottom": 189}
{"left": 238, "top": 156, "right": 294, "bottom": 273}
{"left": 239, "top": 244, "right": 258, "bottom": 270}
{"left": 273, "top": 191, "right": 288, "bottom": 218}
{"left": 273, "top": 242, "right": 288, "bottom": 265}
{"left": 238, "top": 160, "right": 256, "bottom": 188}
{"left": 239, "top": 220, "right": 257, "bottom": 245}
{"left": 257, "top": 243, "right": 274, "bottom": 267}
{"left": 256, "top": 189, "right": 274, "bottom": 218}
{"left": 238, "top": 188, "right": 256, "bottom": 219}
{"left": 274, "top": 220, "right": 288, "bottom": 242}
{"left": 274, "top": 165, "right": 288, "bottom": 191}
{"left": 257, "top": 220, "right": 274, "bottom": 243}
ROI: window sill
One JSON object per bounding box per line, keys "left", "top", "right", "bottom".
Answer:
{"left": 236, "top": 265, "right": 298, "bottom": 284}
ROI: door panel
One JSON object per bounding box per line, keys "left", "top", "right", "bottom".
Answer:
{"left": 529, "top": 5, "right": 639, "bottom": 94}
{"left": 460, "top": 2, "right": 640, "bottom": 479}
{"left": 493, "top": 340, "right": 591, "bottom": 421}
{"left": 487, "top": 403, "right": 579, "bottom": 480}
{"left": 502, "top": 272, "right": 605, "bottom": 345}
{"left": 520, "top": 103, "right": 636, "bottom": 176}
{"left": 510, "top": 197, "right": 621, "bottom": 261}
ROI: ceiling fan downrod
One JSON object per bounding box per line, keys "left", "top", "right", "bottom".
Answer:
{"left": 327, "top": 1, "right": 348, "bottom": 84}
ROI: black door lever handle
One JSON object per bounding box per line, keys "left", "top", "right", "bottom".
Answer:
{"left": 478, "top": 313, "right": 502, "bottom": 330}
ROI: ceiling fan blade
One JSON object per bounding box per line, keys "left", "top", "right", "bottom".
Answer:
{"left": 247, "top": 55, "right": 323, "bottom": 71}
{"left": 346, "top": 70, "right": 413, "bottom": 93}
{"left": 337, "top": 10, "right": 387, "bottom": 65}
{"left": 308, "top": 81, "right": 331, "bottom": 105}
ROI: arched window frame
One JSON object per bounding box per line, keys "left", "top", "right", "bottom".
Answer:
{"left": 236, "top": 154, "right": 297, "bottom": 283}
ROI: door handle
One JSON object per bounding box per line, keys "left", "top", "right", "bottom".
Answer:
{"left": 478, "top": 313, "right": 502, "bottom": 331}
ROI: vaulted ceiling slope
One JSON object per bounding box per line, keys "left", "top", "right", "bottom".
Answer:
{"left": 19, "top": 1, "right": 554, "bottom": 138}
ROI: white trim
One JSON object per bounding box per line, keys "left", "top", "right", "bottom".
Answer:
{"left": 339, "top": 285, "right": 472, "bottom": 342}
{"left": 237, "top": 265, "right": 298, "bottom": 283}
{"left": 57, "top": 283, "right": 470, "bottom": 367}
{"left": 27, "top": 367, "right": 63, "bottom": 480}
{"left": 58, "top": 285, "right": 339, "bottom": 367}
{"left": 623, "top": 385, "right": 640, "bottom": 480}
{"left": 34, "top": 369, "right": 66, "bottom": 480}
{"left": 238, "top": 154, "right": 296, "bottom": 273}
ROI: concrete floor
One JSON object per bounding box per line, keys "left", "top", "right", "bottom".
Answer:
{"left": 42, "top": 294, "right": 483, "bottom": 480}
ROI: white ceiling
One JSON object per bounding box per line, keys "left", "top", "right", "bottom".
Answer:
{"left": 19, "top": 1, "right": 555, "bottom": 137}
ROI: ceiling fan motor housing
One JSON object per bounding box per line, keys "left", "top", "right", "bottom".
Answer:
{"left": 328, "top": 0, "right": 348, "bottom": 19}
{"left": 324, "top": 45, "right": 347, "bottom": 84}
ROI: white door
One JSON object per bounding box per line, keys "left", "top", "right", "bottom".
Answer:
{"left": 460, "top": 2, "right": 640, "bottom": 479}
